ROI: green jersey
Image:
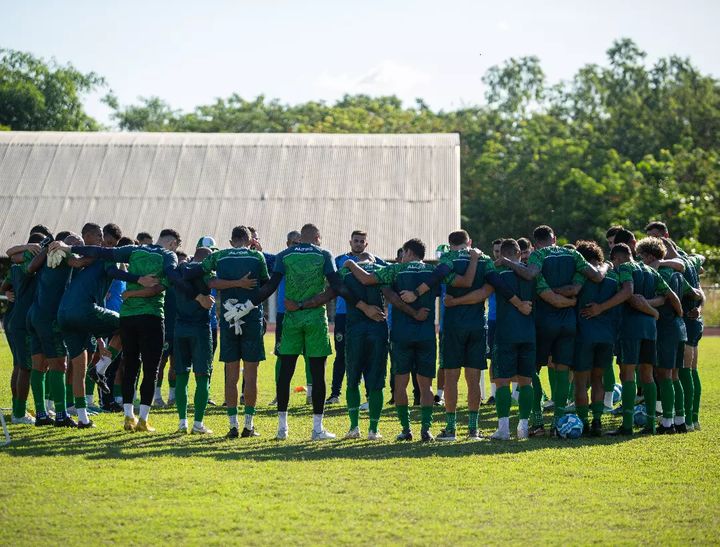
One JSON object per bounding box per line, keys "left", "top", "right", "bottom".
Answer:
{"left": 340, "top": 262, "right": 386, "bottom": 327}
{"left": 202, "top": 247, "right": 269, "bottom": 327}
{"left": 657, "top": 266, "right": 691, "bottom": 341}
{"left": 494, "top": 266, "right": 535, "bottom": 344}
{"left": 531, "top": 245, "right": 589, "bottom": 327}
{"left": 617, "top": 260, "right": 670, "bottom": 340}
{"left": 8, "top": 252, "right": 36, "bottom": 332}
{"left": 679, "top": 255, "right": 702, "bottom": 314}
{"left": 576, "top": 269, "right": 622, "bottom": 344}
{"left": 439, "top": 249, "right": 493, "bottom": 329}
{"left": 374, "top": 261, "right": 437, "bottom": 342}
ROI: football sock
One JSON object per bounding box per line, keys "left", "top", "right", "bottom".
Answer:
{"left": 518, "top": 384, "right": 532, "bottom": 420}
{"left": 244, "top": 406, "right": 255, "bottom": 429}
{"left": 84, "top": 371, "right": 94, "bottom": 396}
{"left": 75, "top": 396, "right": 88, "bottom": 424}
{"left": 346, "top": 384, "right": 361, "bottom": 430}
{"left": 490, "top": 383, "right": 496, "bottom": 397}
{"left": 95, "top": 355, "right": 112, "bottom": 376}
{"left": 420, "top": 405, "right": 433, "bottom": 432}
{"left": 194, "top": 375, "right": 210, "bottom": 424}
{"left": 436, "top": 388, "right": 444, "bottom": 400}
{"left": 498, "top": 416, "right": 510, "bottom": 434}
{"left": 691, "top": 369, "right": 701, "bottom": 423}
{"left": 673, "top": 379, "right": 685, "bottom": 422}
{"left": 227, "top": 406, "right": 239, "bottom": 428}
{"left": 468, "top": 410, "right": 479, "bottom": 431}
{"left": 678, "top": 368, "right": 694, "bottom": 422}
{"left": 621, "top": 380, "right": 636, "bottom": 430}
{"left": 660, "top": 378, "right": 674, "bottom": 419}
{"left": 603, "top": 391, "right": 614, "bottom": 408}
{"left": 642, "top": 382, "right": 657, "bottom": 432}
{"left": 113, "top": 384, "right": 123, "bottom": 404}
{"left": 397, "top": 404, "right": 410, "bottom": 431}
{"left": 278, "top": 411, "right": 288, "bottom": 431}
{"left": 495, "top": 385, "right": 511, "bottom": 421}
{"left": 531, "top": 372, "right": 543, "bottom": 426}
{"left": 154, "top": 385, "right": 162, "bottom": 399}
{"left": 577, "top": 404, "right": 589, "bottom": 425}
{"left": 312, "top": 413, "right": 324, "bottom": 432}
{"left": 591, "top": 401, "right": 604, "bottom": 421}
{"left": 30, "top": 369, "right": 47, "bottom": 417}
{"left": 445, "top": 411, "right": 456, "bottom": 432}
{"left": 123, "top": 403, "right": 134, "bottom": 418}
{"left": 603, "top": 365, "right": 616, "bottom": 391}
{"left": 175, "top": 372, "right": 189, "bottom": 420}
{"left": 139, "top": 404, "right": 150, "bottom": 421}
{"left": 368, "top": 389, "right": 383, "bottom": 433}
{"left": 553, "top": 369, "right": 570, "bottom": 422}
{"left": 48, "top": 370, "right": 66, "bottom": 414}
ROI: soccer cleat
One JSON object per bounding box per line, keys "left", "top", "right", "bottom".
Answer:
{"left": 368, "top": 431, "right": 383, "bottom": 441}
{"left": 359, "top": 402, "right": 369, "bottom": 411}
{"left": 639, "top": 426, "right": 655, "bottom": 435}
{"left": 606, "top": 427, "right": 633, "bottom": 436}
{"left": 344, "top": 427, "right": 361, "bottom": 439}
{"left": 325, "top": 396, "right": 340, "bottom": 405}
{"left": 241, "top": 427, "right": 260, "bottom": 438}
{"left": 88, "top": 367, "right": 110, "bottom": 394}
{"left": 591, "top": 418, "right": 603, "bottom": 437}
{"left": 77, "top": 420, "right": 95, "bottom": 429}
{"left": 686, "top": 423, "right": 695, "bottom": 432}
{"left": 54, "top": 416, "right": 77, "bottom": 428}
{"left": 124, "top": 416, "right": 138, "bottom": 432}
{"left": 693, "top": 421, "right": 701, "bottom": 431}
{"left": 177, "top": 424, "right": 189, "bottom": 434}
{"left": 490, "top": 429, "right": 510, "bottom": 441}
{"left": 467, "top": 429, "right": 482, "bottom": 440}
{"left": 486, "top": 396, "right": 495, "bottom": 406}
{"left": 433, "top": 394, "right": 445, "bottom": 407}
{"left": 311, "top": 429, "right": 336, "bottom": 441}
{"left": 529, "top": 424, "right": 545, "bottom": 437}
{"left": 35, "top": 415, "right": 54, "bottom": 427}
{"left": 420, "top": 430, "right": 435, "bottom": 442}
{"left": 191, "top": 423, "right": 213, "bottom": 435}
{"left": 207, "top": 399, "right": 218, "bottom": 406}
{"left": 396, "top": 430, "right": 413, "bottom": 441}
{"left": 267, "top": 397, "right": 277, "bottom": 406}
{"left": 11, "top": 415, "right": 36, "bottom": 425}
{"left": 152, "top": 397, "right": 166, "bottom": 408}
{"left": 517, "top": 424, "right": 529, "bottom": 440}
{"left": 675, "top": 423, "right": 688, "bottom": 434}
{"left": 436, "top": 428, "right": 456, "bottom": 442}
{"left": 136, "top": 418, "right": 156, "bottom": 433}
{"left": 656, "top": 424, "right": 675, "bottom": 435}
{"left": 275, "top": 428, "right": 289, "bottom": 440}
{"left": 226, "top": 427, "right": 240, "bottom": 439}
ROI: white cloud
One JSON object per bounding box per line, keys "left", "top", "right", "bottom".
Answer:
{"left": 316, "top": 60, "right": 431, "bottom": 97}
{"left": 496, "top": 20, "right": 510, "bottom": 31}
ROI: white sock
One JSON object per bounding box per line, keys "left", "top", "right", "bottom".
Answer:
{"left": 662, "top": 417, "right": 673, "bottom": 428}
{"left": 436, "top": 388, "right": 444, "bottom": 399}
{"left": 604, "top": 391, "right": 614, "bottom": 408}
{"left": 655, "top": 401, "right": 663, "bottom": 414}
{"left": 491, "top": 383, "right": 497, "bottom": 397}
{"left": 674, "top": 415, "right": 685, "bottom": 425}
{"left": 229, "top": 414, "right": 239, "bottom": 428}
{"left": 313, "top": 413, "right": 323, "bottom": 432}
{"left": 123, "top": 404, "right": 134, "bottom": 418}
{"left": 95, "top": 355, "right": 112, "bottom": 376}
{"left": 168, "top": 387, "right": 176, "bottom": 399}
{"left": 115, "top": 396, "right": 123, "bottom": 405}
{"left": 306, "top": 384, "right": 312, "bottom": 397}
{"left": 179, "top": 418, "right": 188, "bottom": 429}
{"left": 86, "top": 394, "right": 94, "bottom": 406}
{"left": 245, "top": 413, "right": 254, "bottom": 429}
{"left": 154, "top": 386, "right": 161, "bottom": 399}
{"left": 278, "top": 411, "right": 288, "bottom": 430}
{"left": 77, "top": 408, "right": 89, "bottom": 424}
{"left": 518, "top": 418, "right": 529, "bottom": 430}
{"left": 498, "top": 416, "right": 510, "bottom": 433}
{"left": 193, "top": 420, "right": 203, "bottom": 429}
{"left": 46, "top": 399, "right": 54, "bottom": 411}
{"left": 479, "top": 370, "right": 486, "bottom": 399}
{"left": 511, "top": 383, "right": 520, "bottom": 401}
{"left": 139, "top": 404, "right": 150, "bottom": 421}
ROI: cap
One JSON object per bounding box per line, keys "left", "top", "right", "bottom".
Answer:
{"left": 196, "top": 236, "right": 218, "bottom": 251}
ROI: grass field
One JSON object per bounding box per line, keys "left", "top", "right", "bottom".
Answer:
{"left": 1, "top": 336, "right": 719, "bottom": 545}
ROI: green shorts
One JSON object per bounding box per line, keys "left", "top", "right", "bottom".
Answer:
{"left": 8, "top": 329, "right": 31, "bottom": 370}
{"left": 492, "top": 342, "right": 535, "bottom": 379}
{"left": 28, "top": 316, "right": 66, "bottom": 359}
{"left": 220, "top": 319, "right": 265, "bottom": 363}
{"left": 174, "top": 324, "right": 213, "bottom": 375}
{"left": 535, "top": 322, "right": 576, "bottom": 366}
{"left": 618, "top": 338, "right": 656, "bottom": 366}
{"left": 440, "top": 327, "right": 487, "bottom": 370}
{"left": 391, "top": 338, "right": 437, "bottom": 378}
{"left": 278, "top": 309, "right": 331, "bottom": 358}
{"left": 58, "top": 306, "right": 120, "bottom": 359}
{"left": 345, "top": 321, "right": 388, "bottom": 392}
{"left": 684, "top": 318, "right": 703, "bottom": 347}
{"left": 657, "top": 337, "right": 684, "bottom": 370}
{"left": 573, "top": 340, "right": 614, "bottom": 372}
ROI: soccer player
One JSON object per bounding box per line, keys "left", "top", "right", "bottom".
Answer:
{"left": 327, "top": 230, "right": 387, "bottom": 405}
{"left": 605, "top": 225, "right": 624, "bottom": 250}
{"left": 485, "top": 238, "right": 503, "bottom": 405}
{"left": 136, "top": 232, "right": 153, "bottom": 245}
{"left": 517, "top": 237, "right": 533, "bottom": 265}
{"left": 496, "top": 225, "right": 604, "bottom": 435}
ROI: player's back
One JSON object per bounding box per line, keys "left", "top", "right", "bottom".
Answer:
{"left": 8, "top": 255, "right": 36, "bottom": 331}
{"left": 619, "top": 261, "right": 657, "bottom": 340}
{"left": 657, "top": 267, "right": 686, "bottom": 339}
{"left": 577, "top": 270, "right": 622, "bottom": 343}
{"left": 174, "top": 262, "right": 212, "bottom": 327}
{"left": 59, "top": 260, "right": 108, "bottom": 313}
{"left": 532, "top": 246, "right": 583, "bottom": 325}
{"left": 495, "top": 266, "right": 535, "bottom": 344}
{"left": 275, "top": 243, "right": 333, "bottom": 303}
{"left": 341, "top": 262, "right": 386, "bottom": 328}
{"left": 32, "top": 261, "right": 73, "bottom": 319}
{"left": 389, "top": 261, "right": 437, "bottom": 342}
{"left": 442, "top": 249, "right": 492, "bottom": 329}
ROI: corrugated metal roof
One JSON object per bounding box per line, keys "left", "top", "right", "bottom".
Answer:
{"left": 0, "top": 132, "right": 460, "bottom": 259}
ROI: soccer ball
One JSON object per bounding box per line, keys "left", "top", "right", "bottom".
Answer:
{"left": 612, "top": 383, "right": 622, "bottom": 405}
{"left": 633, "top": 404, "right": 647, "bottom": 427}
{"left": 556, "top": 414, "right": 584, "bottom": 439}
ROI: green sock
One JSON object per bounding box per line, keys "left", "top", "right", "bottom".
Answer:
{"left": 175, "top": 372, "right": 190, "bottom": 420}
{"left": 603, "top": 365, "right": 616, "bottom": 392}
{"left": 531, "top": 372, "right": 543, "bottom": 426}
{"left": 643, "top": 382, "right": 657, "bottom": 432}
{"left": 691, "top": 369, "right": 701, "bottom": 423}
{"left": 591, "top": 401, "right": 604, "bottom": 421}
{"left": 74, "top": 396, "right": 86, "bottom": 409}
{"left": 495, "top": 385, "right": 511, "bottom": 419}
{"left": 113, "top": 384, "right": 122, "bottom": 398}
{"left": 518, "top": 384, "right": 533, "bottom": 420}
{"left": 468, "top": 410, "right": 479, "bottom": 431}
{"left": 660, "top": 378, "right": 674, "bottom": 419}
{"left": 30, "top": 369, "right": 47, "bottom": 416}
{"left": 368, "top": 389, "right": 383, "bottom": 433}
{"left": 397, "top": 404, "right": 410, "bottom": 431}
{"left": 553, "top": 369, "right": 570, "bottom": 421}
{"left": 678, "top": 368, "right": 694, "bottom": 422}
{"left": 673, "top": 379, "right": 685, "bottom": 418}
{"left": 85, "top": 371, "right": 95, "bottom": 396}
{"left": 194, "top": 375, "right": 210, "bottom": 423}
{"left": 420, "top": 405, "right": 433, "bottom": 432}
{"left": 445, "top": 411, "right": 456, "bottom": 432}
{"left": 577, "top": 404, "right": 589, "bottom": 425}
{"left": 621, "top": 380, "right": 636, "bottom": 430}
{"left": 169, "top": 377, "right": 176, "bottom": 389}
{"left": 48, "top": 370, "right": 67, "bottom": 413}
{"left": 44, "top": 373, "right": 51, "bottom": 401}
{"left": 346, "top": 384, "right": 361, "bottom": 429}
{"left": 227, "top": 405, "right": 238, "bottom": 416}
{"left": 65, "top": 382, "right": 74, "bottom": 408}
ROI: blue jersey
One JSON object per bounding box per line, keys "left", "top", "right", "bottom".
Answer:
{"left": 106, "top": 279, "right": 125, "bottom": 313}
{"left": 334, "top": 253, "right": 387, "bottom": 314}
{"left": 276, "top": 278, "right": 286, "bottom": 314}
{"left": 488, "top": 293, "right": 497, "bottom": 321}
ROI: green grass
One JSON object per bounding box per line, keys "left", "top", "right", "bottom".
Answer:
{"left": 2, "top": 337, "right": 720, "bottom": 545}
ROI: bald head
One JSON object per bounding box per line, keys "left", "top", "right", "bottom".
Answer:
{"left": 193, "top": 247, "right": 213, "bottom": 261}
{"left": 300, "top": 223, "right": 321, "bottom": 244}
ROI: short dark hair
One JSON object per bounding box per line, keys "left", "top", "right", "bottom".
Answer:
{"left": 301, "top": 223, "right": 320, "bottom": 239}
{"left": 159, "top": 229, "right": 181, "bottom": 246}
{"left": 610, "top": 243, "right": 632, "bottom": 260}
{"left": 576, "top": 240, "right": 604, "bottom": 264}
{"left": 351, "top": 230, "right": 367, "bottom": 238}
{"left": 30, "top": 224, "right": 52, "bottom": 238}
{"left": 644, "top": 221, "right": 668, "bottom": 234}
{"left": 231, "top": 225, "right": 252, "bottom": 244}
{"left": 613, "top": 228, "right": 635, "bottom": 246}
{"left": 136, "top": 232, "right": 153, "bottom": 242}
{"left": 492, "top": 238, "right": 502, "bottom": 246}
{"left": 402, "top": 238, "right": 426, "bottom": 260}
{"left": 500, "top": 238, "right": 520, "bottom": 257}
{"left": 517, "top": 237, "right": 532, "bottom": 251}
{"left": 176, "top": 250, "right": 188, "bottom": 262}
{"left": 81, "top": 223, "right": 102, "bottom": 237}
{"left": 448, "top": 230, "right": 470, "bottom": 246}
{"left": 103, "top": 223, "right": 122, "bottom": 240}
{"left": 117, "top": 237, "right": 134, "bottom": 247}
{"left": 636, "top": 237, "right": 666, "bottom": 260}
{"left": 606, "top": 225, "right": 624, "bottom": 238}
{"left": 247, "top": 226, "right": 257, "bottom": 236}
{"left": 28, "top": 232, "right": 47, "bottom": 244}
{"left": 56, "top": 231, "right": 72, "bottom": 242}
{"left": 533, "top": 225, "right": 554, "bottom": 244}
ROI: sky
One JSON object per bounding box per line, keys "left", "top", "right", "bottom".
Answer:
{"left": 4, "top": 0, "right": 720, "bottom": 127}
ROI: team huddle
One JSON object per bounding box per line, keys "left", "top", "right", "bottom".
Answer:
{"left": 2, "top": 219, "right": 706, "bottom": 442}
